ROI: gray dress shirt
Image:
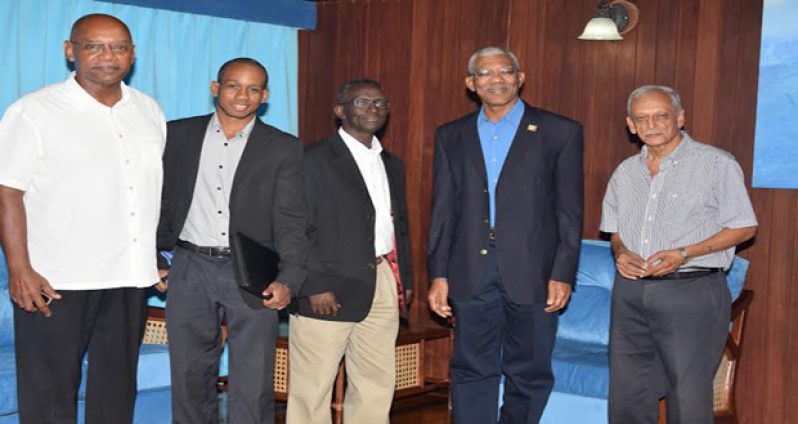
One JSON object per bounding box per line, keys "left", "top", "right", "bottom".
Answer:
{"left": 179, "top": 113, "right": 255, "bottom": 247}
{"left": 600, "top": 132, "right": 757, "bottom": 269}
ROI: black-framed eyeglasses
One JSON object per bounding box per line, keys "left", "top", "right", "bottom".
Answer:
{"left": 346, "top": 97, "right": 392, "bottom": 110}
{"left": 70, "top": 40, "right": 133, "bottom": 55}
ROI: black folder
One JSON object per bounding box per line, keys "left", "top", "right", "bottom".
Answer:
{"left": 231, "top": 232, "right": 280, "bottom": 300}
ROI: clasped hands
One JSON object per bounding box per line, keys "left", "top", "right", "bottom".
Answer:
{"left": 615, "top": 248, "right": 685, "bottom": 280}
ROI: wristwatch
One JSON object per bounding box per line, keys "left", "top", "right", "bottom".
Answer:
{"left": 678, "top": 247, "right": 690, "bottom": 264}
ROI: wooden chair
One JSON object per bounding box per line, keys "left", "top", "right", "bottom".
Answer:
{"left": 658, "top": 289, "right": 754, "bottom": 424}
{"left": 142, "top": 309, "right": 450, "bottom": 424}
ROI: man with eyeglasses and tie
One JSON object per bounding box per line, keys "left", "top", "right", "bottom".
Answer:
{"left": 286, "top": 79, "right": 413, "bottom": 424}
{"left": 0, "top": 14, "right": 165, "bottom": 423}
{"left": 428, "top": 46, "right": 584, "bottom": 423}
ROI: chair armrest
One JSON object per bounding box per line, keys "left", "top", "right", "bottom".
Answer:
{"left": 143, "top": 306, "right": 168, "bottom": 345}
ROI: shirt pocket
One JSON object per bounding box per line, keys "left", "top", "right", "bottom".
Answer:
{"left": 661, "top": 191, "right": 703, "bottom": 224}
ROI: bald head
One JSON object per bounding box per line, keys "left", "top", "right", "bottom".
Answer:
{"left": 70, "top": 14, "right": 131, "bottom": 42}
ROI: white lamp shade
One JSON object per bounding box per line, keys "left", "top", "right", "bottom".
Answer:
{"left": 578, "top": 17, "right": 623, "bottom": 40}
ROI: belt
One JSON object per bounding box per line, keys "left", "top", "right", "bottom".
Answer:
{"left": 176, "top": 240, "right": 231, "bottom": 258}
{"left": 640, "top": 267, "right": 722, "bottom": 281}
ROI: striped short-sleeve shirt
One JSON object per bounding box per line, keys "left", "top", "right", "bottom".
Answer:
{"left": 600, "top": 132, "right": 757, "bottom": 270}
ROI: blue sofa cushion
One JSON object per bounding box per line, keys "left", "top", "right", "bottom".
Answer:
{"left": 574, "top": 240, "right": 616, "bottom": 291}
{"left": 727, "top": 256, "right": 748, "bottom": 300}
{"left": 558, "top": 286, "right": 611, "bottom": 346}
{"left": 551, "top": 339, "right": 609, "bottom": 399}
{"left": 0, "top": 346, "right": 16, "bottom": 416}
{"left": 0, "top": 246, "right": 12, "bottom": 347}
{"left": 556, "top": 240, "right": 615, "bottom": 345}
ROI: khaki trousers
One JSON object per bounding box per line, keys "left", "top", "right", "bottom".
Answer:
{"left": 286, "top": 260, "right": 400, "bottom": 424}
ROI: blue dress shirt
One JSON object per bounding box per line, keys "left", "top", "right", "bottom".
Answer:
{"left": 477, "top": 99, "right": 525, "bottom": 226}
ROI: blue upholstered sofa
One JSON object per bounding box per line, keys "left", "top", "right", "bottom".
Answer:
{"left": 0, "top": 246, "right": 173, "bottom": 424}
{"left": 532, "top": 240, "right": 750, "bottom": 423}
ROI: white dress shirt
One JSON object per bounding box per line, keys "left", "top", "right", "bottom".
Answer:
{"left": 338, "top": 127, "right": 394, "bottom": 256}
{"left": 0, "top": 73, "right": 166, "bottom": 289}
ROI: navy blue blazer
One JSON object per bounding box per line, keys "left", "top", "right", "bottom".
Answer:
{"left": 428, "top": 102, "right": 584, "bottom": 304}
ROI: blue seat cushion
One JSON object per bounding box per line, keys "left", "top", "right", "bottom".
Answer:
{"left": 575, "top": 240, "right": 616, "bottom": 291}
{"left": 1, "top": 246, "right": 13, "bottom": 347}
{"left": 557, "top": 286, "right": 611, "bottom": 346}
{"left": 0, "top": 346, "right": 16, "bottom": 416}
{"left": 551, "top": 339, "right": 609, "bottom": 399}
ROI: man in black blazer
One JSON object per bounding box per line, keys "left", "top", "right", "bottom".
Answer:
{"left": 156, "top": 58, "right": 306, "bottom": 423}
{"left": 286, "top": 79, "right": 413, "bottom": 424}
{"left": 428, "top": 47, "right": 584, "bottom": 424}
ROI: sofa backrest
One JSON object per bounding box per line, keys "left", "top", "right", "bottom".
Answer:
{"left": 1, "top": 246, "right": 12, "bottom": 347}
{"left": 556, "top": 240, "right": 750, "bottom": 347}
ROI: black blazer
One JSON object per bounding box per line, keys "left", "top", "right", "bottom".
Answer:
{"left": 295, "top": 133, "right": 413, "bottom": 322}
{"left": 157, "top": 114, "right": 307, "bottom": 293}
{"left": 428, "top": 103, "right": 584, "bottom": 304}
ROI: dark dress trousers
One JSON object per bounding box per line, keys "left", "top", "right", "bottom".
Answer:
{"left": 156, "top": 114, "right": 306, "bottom": 424}
{"left": 428, "top": 103, "right": 584, "bottom": 423}
{"left": 294, "top": 133, "right": 413, "bottom": 322}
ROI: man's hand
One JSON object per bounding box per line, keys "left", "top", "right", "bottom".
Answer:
{"left": 8, "top": 267, "right": 61, "bottom": 317}
{"left": 545, "top": 280, "right": 572, "bottom": 313}
{"left": 262, "top": 282, "right": 292, "bottom": 310}
{"left": 154, "top": 269, "right": 169, "bottom": 293}
{"left": 308, "top": 291, "right": 340, "bottom": 316}
{"left": 615, "top": 248, "right": 649, "bottom": 280}
{"left": 645, "top": 249, "right": 685, "bottom": 277}
{"left": 428, "top": 278, "right": 452, "bottom": 318}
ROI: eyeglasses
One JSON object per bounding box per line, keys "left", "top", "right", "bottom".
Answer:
{"left": 70, "top": 40, "right": 133, "bottom": 55}
{"left": 472, "top": 67, "right": 518, "bottom": 80}
{"left": 346, "top": 97, "right": 392, "bottom": 110}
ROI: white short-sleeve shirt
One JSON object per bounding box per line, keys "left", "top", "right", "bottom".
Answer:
{"left": 0, "top": 73, "right": 167, "bottom": 289}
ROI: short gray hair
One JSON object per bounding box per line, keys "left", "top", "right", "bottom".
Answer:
{"left": 467, "top": 46, "right": 521, "bottom": 75}
{"left": 627, "top": 85, "right": 682, "bottom": 116}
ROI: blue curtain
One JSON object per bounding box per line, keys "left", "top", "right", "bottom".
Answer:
{"left": 0, "top": 0, "right": 298, "bottom": 134}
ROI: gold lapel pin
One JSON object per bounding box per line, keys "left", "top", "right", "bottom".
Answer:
{"left": 527, "top": 124, "right": 538, "bottom": 132}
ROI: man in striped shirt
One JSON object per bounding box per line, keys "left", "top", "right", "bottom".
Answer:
{"left": 600, "top": 85, "right": 757, "bottom": 424}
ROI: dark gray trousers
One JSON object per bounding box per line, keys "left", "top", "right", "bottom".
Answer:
{"left": 14, "top": 287, "right": 147, "bottom": 424}
{"left": 167, "top": 246, "right": 278, "bottom": 424}
{"left": 608, "top": 272, "right": 730, "bottom": 424}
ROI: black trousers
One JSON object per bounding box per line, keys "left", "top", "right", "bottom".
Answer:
{"left": 449, "top": 243, "right": 558, "bottom": 424}
{"left": 13, "top": 287, "right": 148, "bottom": 424}
{"left": 166, "top": 246, "right": 278, "bottom": 424}
{"left": 608, "top": 272, "right": 730, "bottom": 424}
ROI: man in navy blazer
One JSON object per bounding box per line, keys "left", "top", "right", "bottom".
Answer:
{"left": 428, "top": 46, "right": 584, "bottom": 423}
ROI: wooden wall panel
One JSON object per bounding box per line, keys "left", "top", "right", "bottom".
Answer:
{"left": 299, "top": 0, "right": 798, "bottom": 421}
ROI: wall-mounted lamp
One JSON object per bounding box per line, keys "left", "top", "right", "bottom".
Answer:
{"left": 578, "top": 0, "right": 639, "bottom": 41}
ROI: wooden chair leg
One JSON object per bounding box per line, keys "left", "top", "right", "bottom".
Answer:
{"left": 331, "top": 360, "right": 346, "bottom": 424}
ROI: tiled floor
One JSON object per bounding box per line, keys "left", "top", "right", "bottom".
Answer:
{"left": 219, "top": 390, "right": 451, "bottom": 423}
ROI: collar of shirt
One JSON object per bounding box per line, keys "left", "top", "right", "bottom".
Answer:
{"left": 477, "top": 97, "right": 525, "bottom": 127}
{"left": 65, "top": 71, "right": 131, "bottom": 109}
{"left": 638, "top": 131, "right": 695, "bottom": 172}
{"left": 208, "top": 112, "right": 257, "bottom": 142}
{"left": 338, "top": 127, "right": 383, "bottom": 159}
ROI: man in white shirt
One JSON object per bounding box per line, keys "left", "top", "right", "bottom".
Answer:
{"left": 0, "top": 14, "right": 166, "bottom": 423}
{"left": 286, "top": 79, "right": 414, "bottom": 424}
